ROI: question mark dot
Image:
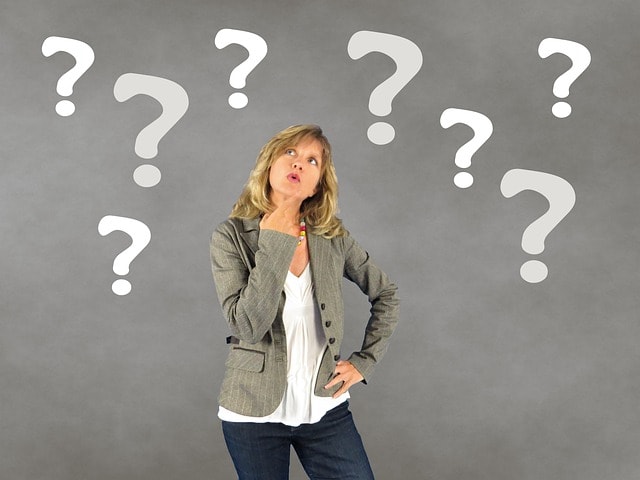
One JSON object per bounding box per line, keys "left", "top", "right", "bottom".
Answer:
{"left": 552, "top": 102, "right": 571, "bottom": 118}
{"left": 55, "top": 100, "right": 75, "bottom": 116}
{"left": 229, "top": 92, "right": 248, "bottom": 109}
{"left": 367, "top": 122, "right": 395, "bottom": 145}
{"left": 133, "top": 164, "right": 161, "bottom": 188}
{"left": 454, "top": 172, "right": 474, "bottom": 188}
{"left": 112, "top": 279, "right": 132, "bottom": 295}
{"left": 520, "top": 260, "right": 548, "bottom": 283}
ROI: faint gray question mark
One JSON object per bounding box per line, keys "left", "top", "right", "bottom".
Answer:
{"left": 98, "top": 215, "right": 151, "bottom": 295}
{"left": 113, "top": 73, "right": 189, "bottom": 187}
{"left": 214, "top": 29, "right": 268, "bottom": 109}
{"left": 348, "top": 31, "right": 423, "bottom": 145}
{"left": 500, "top": 169, "right": 576, "bottom": 283}
{"left": 41, "top": 36, "right": 95, "bottom": 116}
{"left": 538, "top": 38, "right": 591, "bottom": 118}
{"left": 440, "top": 108, "right": 494, "bottom": 188}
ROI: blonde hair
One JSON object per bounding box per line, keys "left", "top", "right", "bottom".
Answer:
{"left": 230, "top": 124, "right": 346, "bottom": 238}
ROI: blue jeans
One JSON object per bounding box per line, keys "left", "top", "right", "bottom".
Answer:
{"left": 221, "top": 401, "right": 375, "bottom": 479}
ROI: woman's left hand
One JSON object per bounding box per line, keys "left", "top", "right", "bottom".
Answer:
{"left": 324, "top": 360, "right": 364, "bottom": 398}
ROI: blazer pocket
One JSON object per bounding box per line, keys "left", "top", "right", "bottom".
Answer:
{"left": 225, "top": 347, "right": 265, "bottom": 373}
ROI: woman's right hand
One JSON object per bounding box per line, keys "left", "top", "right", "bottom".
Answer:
{"left": 259, "top": 195, "right": 305, "bottom": 237}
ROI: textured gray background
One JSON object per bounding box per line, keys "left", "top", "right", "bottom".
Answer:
{"left": 2, "top": 0, "right": 640, "bottom": 479}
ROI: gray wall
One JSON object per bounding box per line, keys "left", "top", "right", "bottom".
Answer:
{"left": 2, "top": 0, "right": 640, "bottom": 479}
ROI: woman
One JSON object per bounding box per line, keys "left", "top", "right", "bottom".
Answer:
{"left": 210, "top": 124, "right": 399, "bottom": 479}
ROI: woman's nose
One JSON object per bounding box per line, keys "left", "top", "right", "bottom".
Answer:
{"left": 292, "top": 162, "right": 302, "bottom": 170}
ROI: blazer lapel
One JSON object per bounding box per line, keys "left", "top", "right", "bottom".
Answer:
{"left": 308, "top": 231, "right": 329, "bottom": 297}
{"left": 239, "top": 217, "right": 260, "bottom": 255}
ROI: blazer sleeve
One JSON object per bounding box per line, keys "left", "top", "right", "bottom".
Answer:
{"left": 210, "top": 220, "right": 298, "bottom": 344}
{"left": 342, "top": 232, "right": 400, "bottom": 382}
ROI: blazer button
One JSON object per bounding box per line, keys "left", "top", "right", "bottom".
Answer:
{"left": 320, "top": 303, "right": 326, "bottom": 310}
{"left": 329, "top": 337, "right": 336, "bottom": 344}
{"left": 325, "top": 321, "right": 332, "bottom": 327}
{"left": 334, "top": 355, "right": 340, "bottom": 361}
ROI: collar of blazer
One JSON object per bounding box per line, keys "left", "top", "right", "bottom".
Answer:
{"left": 237, "top": 217, "right": 333, "bottom": 296}
{"left": 238, "top": 217, "right": 260, "bottom": 255}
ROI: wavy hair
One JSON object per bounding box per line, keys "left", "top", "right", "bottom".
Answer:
{"left": 230, "top": 124, "right": 346, "bottom": 238}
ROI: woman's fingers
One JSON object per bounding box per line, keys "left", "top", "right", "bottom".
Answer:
{"left": 259, "top": 206, "right": 300, "bottom": 236}
{"left": 324, "top": 361, "right": 364, "bottom": 398}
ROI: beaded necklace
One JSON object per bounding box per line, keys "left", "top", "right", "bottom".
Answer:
{"left": 298, "top": 218, "right": 306, "bottom": 246}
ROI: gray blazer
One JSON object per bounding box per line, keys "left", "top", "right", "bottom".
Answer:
{"left": 210, "top": 217, "right": 399, "bottom": 417}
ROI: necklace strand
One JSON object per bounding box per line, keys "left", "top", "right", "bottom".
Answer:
{"left": 298, "top": 218, "right": 306, "bottom": 245}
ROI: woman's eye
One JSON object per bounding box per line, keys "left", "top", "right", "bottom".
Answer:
{"left": 285, "top": 149, "right": 295, "bottom": 156}
{"left": 309, "top": 158, "right": 318, "bottom": 166}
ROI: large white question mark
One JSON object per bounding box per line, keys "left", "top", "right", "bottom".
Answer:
{"left": 214, "top": 29, "right": 268, "bottom": 109}
{"left": 440, "top": 108, "right": 494, "bottom": 188}
{"left": 500, "top": 169, "right": 576, "bottom": 283}
{"left": 114, "top": 73, "right": 189, "bottom": 187}
{"left": 98, "top": 215, "right": 151, "bottom": 295}
{"left": 41, "top": 36, "right": 95, "bottom": 116}
{"left": 348, "top": 31, "right": 423, "bottom": 145}
{"left": 538, "top": 38, "right": 591, "bottom": 119}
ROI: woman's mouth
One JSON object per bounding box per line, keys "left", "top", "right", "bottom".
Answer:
{"left": 287, "top": 173, "right": 300, "bottom": 183}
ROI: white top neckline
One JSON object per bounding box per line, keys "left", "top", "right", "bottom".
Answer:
{"left": 288, "top": 262, "right": 310, "bottom": 279}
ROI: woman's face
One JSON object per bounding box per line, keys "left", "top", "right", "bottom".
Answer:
{"left": 268, "top": 136, "right": 323, "bottom": 208}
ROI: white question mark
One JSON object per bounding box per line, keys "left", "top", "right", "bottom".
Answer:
{"left": 41, "top": 36, "right": 95, "bottom": 116}
{"left": 440, "top": 108, "right": 494, "bottom": 188}
{"left": 214, "top": 29, "right": 268, "bottom": 109}
{"left": 500, "top": 169, "right": 576, "bottom": 283}
{"left": 114, "top": 73, "right": 189, "bottom": 187}
{"left": 348, "top": 31, "right": 423, "bottom": 145}
{"left": 98, "top": 215, "right": 151, "bottom": 295}
{"left": 538, "top": 38, "right": 591, "bottom": 118}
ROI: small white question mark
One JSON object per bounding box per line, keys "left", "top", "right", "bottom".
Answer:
{"left": 440, "top": 108, "right": 493, "bottom": 188}
{"left": 538, "top": 38, "right": 591, "bottom": 118}
{"left": 41, "top": 36, "right": 95, "bottom": 116}
{"left": 500, "top": 169, "right": 576, "bottom": 283}
{"left": 98, "top": 215, "right": 151, "bottom": 296}
{"left": 214, "top": 29, "right": 268, "bottom": 109}
{"left": 348, "top": 31, "right": 423, "bottom": 145}
{"left": 114, "top": 73, "right": 189, "bottom": 187}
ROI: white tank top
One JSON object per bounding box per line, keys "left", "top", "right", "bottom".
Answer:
{"left": 218, "top": 263, "right": 348, "bottom": 426}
